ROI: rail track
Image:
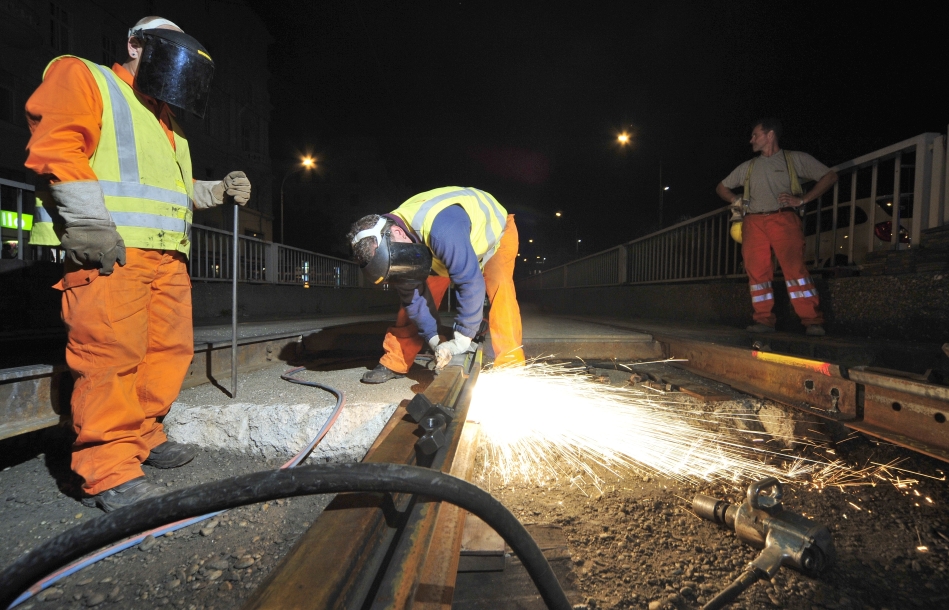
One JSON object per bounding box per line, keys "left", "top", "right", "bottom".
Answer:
{"left": 2, "top": 321, "right": 948, "bottom": 608}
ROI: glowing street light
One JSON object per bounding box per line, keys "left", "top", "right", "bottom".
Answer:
{"left": 617, "top": 133, "right": 631, "bottom": 145}
{"left": 280, "top": 156, "right": 315, "bottom": 244}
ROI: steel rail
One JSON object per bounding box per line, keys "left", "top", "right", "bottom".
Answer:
{"left": 243, "top": 348, "right": 485, "bottom": 609}
{"left": 0, "top": 330, "right": 307, "bottom": 441}
{"left": 651, "top": 334, "right": 949, "bottom": 463}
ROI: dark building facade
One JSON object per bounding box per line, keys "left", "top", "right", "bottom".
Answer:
{"left": 0, "top": 0, "right": 273, "bottom": 242}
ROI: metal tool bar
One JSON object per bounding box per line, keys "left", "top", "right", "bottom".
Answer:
{"left": 232, "top": 203, "right": 239, "bottom": 398}
{"left": 244, "top": 349, "right": 482, "bottom": 609}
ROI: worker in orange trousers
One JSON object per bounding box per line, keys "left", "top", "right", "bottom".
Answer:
{"left": 25, "top": 17, "right": 251, "bottom": 511}
{"left": 349, "top": 187, "right": 525, "bottom": 382}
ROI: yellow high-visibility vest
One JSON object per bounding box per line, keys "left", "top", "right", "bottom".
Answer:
{"left": 390, "top": 187, "right": 508, "bottom": 276}
{"left": 30, "top": 56, "right": 195, "bottom": 256}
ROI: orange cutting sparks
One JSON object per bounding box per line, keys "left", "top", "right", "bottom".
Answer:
{"left": 469, "top": 362, "right": 938, "bottom": 496}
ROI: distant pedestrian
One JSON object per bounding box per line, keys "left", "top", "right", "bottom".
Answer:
{"left": 716, "top": 118, "right": 837, "bottom": 336}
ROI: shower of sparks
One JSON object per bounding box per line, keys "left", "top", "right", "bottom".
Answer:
{"left": 469, "top": 361, "right": 817, "bottom": 488}
{"left": 468, "top": 361, "right": 934, "bottom": 493}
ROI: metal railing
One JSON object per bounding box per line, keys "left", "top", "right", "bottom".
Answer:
{"left": 821, "top": 131, "right": 943, "bottom": 264}
{"left": 519, "top": 130, "right": 949, "bottom": 290}
{"left": 0, "top": 178, "right": 62, "bottom": 262}
{"left": 1, "top": 180, "right": 361, "bottom": 287}
{"left": 189, "top": 224, "right": 363, "bottom": 287}
{"left": 625, "top": 206, "right": 742, "bottom": 284}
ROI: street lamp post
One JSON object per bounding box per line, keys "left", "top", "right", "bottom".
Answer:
{"left": 658, "top": 160, "right": 672, "bottom": 227}
{"left": 556, "top": 211, "right": 581, "bottom": 258}
{"left": 280, "top": 156, "right": 315, "bottom": 244}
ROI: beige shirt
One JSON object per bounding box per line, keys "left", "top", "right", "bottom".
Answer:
{"left": 722, "top": 150, "right": 831, "bottom": 213}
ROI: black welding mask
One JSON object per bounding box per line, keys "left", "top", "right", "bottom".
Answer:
{"left": 133, "top": 28, "right": 215, "bottom": 118}
{"left": 352, "top": 218, "right": 432, "bottom": 285}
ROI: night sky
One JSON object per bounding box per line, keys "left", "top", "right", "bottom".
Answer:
{"left": 246, "top": 0, "right": 947, "bottom": 258}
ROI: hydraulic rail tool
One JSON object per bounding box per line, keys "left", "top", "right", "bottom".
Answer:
{"left": 693, "top": 477, "right": 835, "bottom": 610}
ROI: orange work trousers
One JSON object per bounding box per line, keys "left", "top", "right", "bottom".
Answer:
{"left": 742, "top": 211, "right": 823, "bottom": 327}
{"left": 58, "top": 248, "right": 194, "bottom": 494}
{"left": 379, "top": 215, "right": 526, "bottom": 373}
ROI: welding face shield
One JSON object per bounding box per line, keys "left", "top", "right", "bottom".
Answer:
{"left": 132, "top": 28, "right": 215, "bottom": 118}
{"left": 353, "top": 218, "right": 433, "bottom": 285}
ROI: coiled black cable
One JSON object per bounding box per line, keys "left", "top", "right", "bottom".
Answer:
{"left": 0, "top": 463, "right": 572, "bottom": 610}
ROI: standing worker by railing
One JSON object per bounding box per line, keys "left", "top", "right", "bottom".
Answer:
{"left": 23, "top": 16, "right": 251, "bottom": 513}
{"left": 715, "top": 118, "right": 838, "bottom": 336}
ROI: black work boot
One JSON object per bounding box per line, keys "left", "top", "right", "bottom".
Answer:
{"left": 82, "top": 476, "right": 165, "bottom": 513}
{"left": 361, "top": 364, "right": 405, "bottom": 384}
{"left": 144, "top": 441, "right": 197, "bottom": 469}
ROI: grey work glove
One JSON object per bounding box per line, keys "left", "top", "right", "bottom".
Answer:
{"left": 433, "top": 331, "right": 473, "bottom": 370}
{"left": 193, "top": 171, "right": 252, "bottom": 209}
{"left": 59, "top": 220, "right": 126, "bottom": 275}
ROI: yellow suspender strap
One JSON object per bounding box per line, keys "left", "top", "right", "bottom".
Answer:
{"left": 742, "top": 159, "right": 755, "bottom": 201}
{"left": 785, "top": 151, "right": 803, "bottom": 196}
{"left": 742, "top": 152, "right": 803, "bottom": 200}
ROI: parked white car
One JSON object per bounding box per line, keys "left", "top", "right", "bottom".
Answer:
{"left": 802, "top": 194, "right": 910, "bottom": 267}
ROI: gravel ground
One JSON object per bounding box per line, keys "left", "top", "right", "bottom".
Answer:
{"left": 0, "top": 356, "right": 422, "bottom": 610}
{"left": 473, "top": 366, "right": 949, "bottom": 610}
{"left": 2, "top": 360, "right": 948, "bottom": 610}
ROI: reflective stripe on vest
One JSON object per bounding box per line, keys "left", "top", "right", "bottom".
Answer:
{"left": 391, "top": 187, "right": 508, "bottom": 276}
{"left": 30, "top": 56, "right": 195, "bottom": 256}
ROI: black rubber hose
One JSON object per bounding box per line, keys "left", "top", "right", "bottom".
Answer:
{"left": 703, "top": 568, "right": 762, "bottom": 610}
{"left": 0, "top": 463, "right": 572, "bottom": 610}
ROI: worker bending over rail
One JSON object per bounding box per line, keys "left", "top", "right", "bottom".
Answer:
{"left": 716, "top": 118, "right": 837, "bottom": 336}
{"left": 24, "top": 17, "right": 251, "bottom": 511}
{"left": 349, "top": 187, "right": 525, "bottom": 383}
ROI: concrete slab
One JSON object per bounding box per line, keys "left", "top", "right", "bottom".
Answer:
{"left": 162, "top": 361, "right": 426, "bottom": 464}
{"left": 512, "top": 311, "right": 663, "bottom": 361}
{"left": 192, "top": 314, "right": 394, "bottom": 345}
{"left": 521, "top": 314, "right": 653, "bottom": 341}
{"left": 200, "top": 309, "right": 668, "bottom": 362}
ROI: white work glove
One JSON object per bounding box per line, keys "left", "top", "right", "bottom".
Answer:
{"left": 432, "top": 331, "right": 473, "bottom": 370}
{"left": 193, "top": 171, "right": 252, "bottom": 209}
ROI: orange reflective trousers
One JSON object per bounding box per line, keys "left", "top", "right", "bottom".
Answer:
{"left": 379, "top": 215, "right": 526, "bottom": 373}
{"left": 59, "top": 248, "right": 194, "bottom": 494}
{"left": 742, "top": 211, "right": 823, "bottom": 327}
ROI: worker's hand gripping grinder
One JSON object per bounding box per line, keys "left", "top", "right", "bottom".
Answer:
{"left": 693, "top": 477, "right": 835, "bottom": 610}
